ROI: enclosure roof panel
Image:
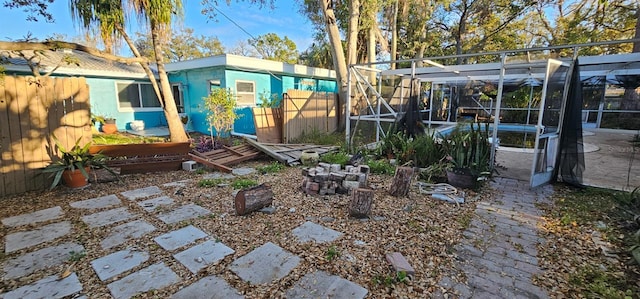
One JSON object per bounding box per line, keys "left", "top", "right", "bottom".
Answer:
{"left": 380, "top": 53, "right": 640, "bottom": 82}
{"left": 0, "top": 49, "right": 150, "bottom": 78}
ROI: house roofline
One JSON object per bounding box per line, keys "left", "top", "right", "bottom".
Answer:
{"left": 165, "top": 54, "right": 336, "bottom": 79}
{"left": 2, "top": 64, "right": 150, "bottom": 79}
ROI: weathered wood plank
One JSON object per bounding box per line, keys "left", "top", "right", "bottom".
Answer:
{"left": 0, "top": 75, "right": 13, "bottom": 196}
{"left": 188, "top": 153, "right": 232, "bottom": 173}
{"left": 89, "top": 142, "right": 191, "bottom": 156}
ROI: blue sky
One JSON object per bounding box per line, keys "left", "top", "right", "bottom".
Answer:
{"left": 0, "top": 0, "right": 316, "bottom": 56}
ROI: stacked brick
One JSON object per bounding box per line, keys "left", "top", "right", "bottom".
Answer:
{"left": 301, "top": 163, "right": 370, "bottom": 195}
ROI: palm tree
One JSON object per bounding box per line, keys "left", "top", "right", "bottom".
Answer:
{"left": 70, "top": 0, "right": 189, "bottom": 142}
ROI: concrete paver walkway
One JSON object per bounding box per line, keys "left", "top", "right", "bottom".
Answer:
{"left": 437, "top": 177, "right": 552, "bottom": 298}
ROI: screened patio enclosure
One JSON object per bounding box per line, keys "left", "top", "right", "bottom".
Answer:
{"left": 346, "top": 41, "right": 640, "bottom": 188}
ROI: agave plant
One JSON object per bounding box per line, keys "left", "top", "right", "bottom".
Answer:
{"left": 42, "top": 136, "right": 117, "bottom": 189}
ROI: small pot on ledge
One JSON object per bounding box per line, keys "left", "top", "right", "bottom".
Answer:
{"left": 101, "top": 119, "right": 117, "bottom": 134}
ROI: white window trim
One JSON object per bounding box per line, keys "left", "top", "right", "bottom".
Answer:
{"left": 235, "top": 80, "right": 256, "bottom": 107}
{"left": 115, "top": 81, "right": 163, "bottom": 112}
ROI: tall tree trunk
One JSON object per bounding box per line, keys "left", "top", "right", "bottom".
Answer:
{"left": 391, "top": 0, "right": 398, "bottom": 70}
{"left": 320, "top": 0, "right": 349, "bottom": 130}
{"left": 347, "top": 0, "right": 361, "bottom": 66}
{"left": 634, "top": 7, "right": 640, "bottom": 53}
{"left": 368, "top": 26, "right": 377, "bottom": 85}
{"left": 151, "top": 24, "right": 188, "bottom": 142}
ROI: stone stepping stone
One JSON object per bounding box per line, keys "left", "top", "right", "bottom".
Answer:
{"left": 107, "top": 262, "right": 180, "bottom": 299}
{"left": 91, "top": 248, "right": 150, "bottom": 281}
{"left": 292, "top": 221, "right": 343, "bottom": 243}
{"left": 285, "top": 270, "right": 368, "bottom": 299}
{"left": 154, "top": 225, "right": 208, "bottom": 251}
{"left": 231, "top": 167, "right": 255, "bottom": 176}
{"left": 3, "top": 242, "right": 84, "bottom": 280}
{"left": 1, "top": 272, "right": 83, "bottom": 299}
{"left": 5, "top": 221, "right": 72, "bottom": 253}
{"left": 101, "top": 220, "right": 156, "bottom": 250}
{"left": 163, "top": 180, "right": 191, "bottom": 188}
{"left": 70, "top": 194, "right": 121, "bottom": 210}
{"left": 171, "top": 275, "right": 244, "bottom": 299}
{"left": 1, "top": 206, "right": 63, "bottom": 227}
{"left": 174, "top": 240, "right": 235, "bottom": 274}
{"left": 81, "top": 207, "right": 136, "bottom": 228}
{"left": 156, "top": 204, "right": 211, "bottom": 224}
{"left": 121, "top": 186, "right": 163, "bottom": 201}
{"left": 138, "top": 196, "right": 174, "bottom": 213}
{"left": 203, "top": 173, "right": 235, "bottom": 180}
{"left": 229, "top": 242, "right": 300, "bottom": 284}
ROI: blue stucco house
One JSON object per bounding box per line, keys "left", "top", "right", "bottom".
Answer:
{"left": 1, "top": 50, "right": 337, "bottom": 136}
{"left": 1, "top": 49, "right": 172, "bottom": 130}
{"left": 165, "top": 54, "right": 337, "bottom": 135}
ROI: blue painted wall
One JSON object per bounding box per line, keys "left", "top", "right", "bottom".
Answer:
{"left": 85, "top": 78, "right": 166, "bottom": 131}
{"left": 168, "top": 66, "right": 337, "bottom": 136}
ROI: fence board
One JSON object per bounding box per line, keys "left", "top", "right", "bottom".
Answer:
{"left": 283, "top": 90, "right": 337, "bottom": 143}
{"left": 0, "top": 76, "right": 91, "bottom": 197}
{"left": 15, "top": 76, "right": 33, "bottom": 192}
{"left": 0, "top": 76, "right": 11, "bottom": 196}
{"left": 4, "top": 76, "right": 24, "bottom": 194}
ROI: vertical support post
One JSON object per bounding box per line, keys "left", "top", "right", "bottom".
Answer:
{"left": 428, "top": 82, "right": 434, "bottom": 129}
{"left": 346, "top": 66, "right": 352, "bottom": 148}
{"left": 491, "top": 53, "right": 507, "bottom": 169}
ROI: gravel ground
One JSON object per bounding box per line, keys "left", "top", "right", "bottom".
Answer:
{"left": 0, "top": 159, "right": 484, "bottom": 298}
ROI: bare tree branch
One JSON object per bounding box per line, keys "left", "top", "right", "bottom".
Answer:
{"left": 0, "top": 40, "right": 148, "bottom": 64}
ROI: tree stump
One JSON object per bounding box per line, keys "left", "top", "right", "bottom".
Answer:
{"left": 349, "top": 188, "right": 374, "bottom": 218}
{"left": 389, "top": 166, "right": 414, "bottom": 197}
{"left": 235, "top": 184, "right": 274, "bottom": 216}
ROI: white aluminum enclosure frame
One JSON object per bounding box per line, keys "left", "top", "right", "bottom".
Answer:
{"left": 346, "top": 39, "right": 640, "bottom": 188}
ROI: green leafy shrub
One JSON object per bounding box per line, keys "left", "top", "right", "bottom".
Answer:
{"left": 320, "top": 151, "right": 350, "bottom": 166}
{"left": 197, "top": 178, "right": 226, "bottom": 187}
{"left": 203, "top": 88, "right": 239, "bottom": 138}
{"left": 232, "top": 179, "right": 258, "bottom": 189}
{"left": 367, "top": 159, "right": 395, "bottom": 175}
{"left": 257, "top": 162, "right": 285, "bottom": 174}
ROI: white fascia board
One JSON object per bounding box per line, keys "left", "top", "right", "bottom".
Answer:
{"left": 2, "top": 64, "right": 149, "bottom": 79}
{"left": 166, "top": 54, "right": 336, "bottom": 79}
{"left": 578, "top": 52, "right": 640, "bottom": 65}
{"left": 164, "top": 55, "right": 227, "bottom": 72}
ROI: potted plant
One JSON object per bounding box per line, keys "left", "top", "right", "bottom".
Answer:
{"left": 442, "top": 122, "right": 493, "bottom": 188}
{"left": 42, "top": 136, "right": 117, "bottom": 189}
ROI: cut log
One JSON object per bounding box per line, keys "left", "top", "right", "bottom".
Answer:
{"left": 235, "top": 184, "right": 274, "bottom": 216}
{"left": 349, "top": 188, "right": 374, "bottom": 218}
{"left": 389, "top": 166, "right": 414, "bottom": 197}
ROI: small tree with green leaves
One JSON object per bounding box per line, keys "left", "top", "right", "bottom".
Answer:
{"left": 203, "top": 88, "right": 239, "bottom": 140}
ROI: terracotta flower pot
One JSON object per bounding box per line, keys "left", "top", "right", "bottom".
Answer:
{"left": 62, "top": 168, "right": 90, "bottom": 188}
{"left": 101, "top": 123, "right": 118, "bottom": 134}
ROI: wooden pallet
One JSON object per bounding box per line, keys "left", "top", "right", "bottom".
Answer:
{"left": 189, "top": 144, "right": 262, "bottom": 173}
{"left": 245, "top": 138, "right": 338, "bottom": 165}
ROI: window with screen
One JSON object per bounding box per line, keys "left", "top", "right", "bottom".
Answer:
{"left": 171, "top": 84, "right": 184, "bottom": 113}
{"left": 116, "top": 82, "right": 162, "bottom": 110}
{"left": 235, "top": 80, "right": 255, "bottom": 106}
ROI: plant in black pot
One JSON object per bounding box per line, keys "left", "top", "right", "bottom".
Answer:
{"left": 42, "top": 136, "right": 117, "bottom": 189}
{"left": 442, "top": 122, "right": 493, "bottom": 188}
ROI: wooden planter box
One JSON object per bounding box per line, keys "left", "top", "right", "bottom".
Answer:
{"left": 89, "top": 142, "right": 191, "bottom": 174}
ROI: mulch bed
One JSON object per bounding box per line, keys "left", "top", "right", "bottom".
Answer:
{"left": 0, "top": 160, "right": 483, "bottom": 298}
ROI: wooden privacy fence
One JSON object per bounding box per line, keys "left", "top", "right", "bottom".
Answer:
{"left": 282, "top": 90, "right": 338, "bottom": 143}
{"left": 0, "top": 76, "right": 91, "bottom": 197}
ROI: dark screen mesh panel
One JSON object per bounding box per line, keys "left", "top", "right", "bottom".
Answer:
{"left": 555, "top": 58, "right": 585, "bottom": 187}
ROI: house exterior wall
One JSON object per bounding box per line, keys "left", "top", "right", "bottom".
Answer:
{"left": 170, "top": 66, "right": 337, "bottom": 136}
{"left": 85, "top": 78, "right": 166, "bottom": 131}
